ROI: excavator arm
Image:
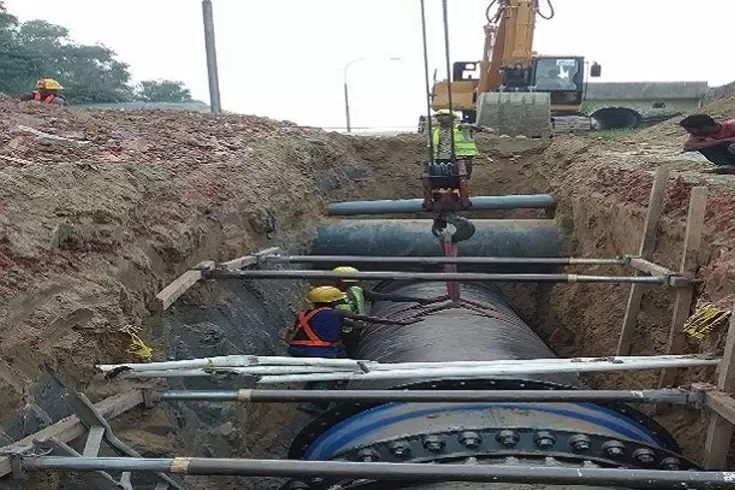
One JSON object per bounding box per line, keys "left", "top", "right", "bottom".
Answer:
{"left": 478, "top": 0, "right": 537, "bottom": 94}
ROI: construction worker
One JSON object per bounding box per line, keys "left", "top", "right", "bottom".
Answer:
{"left": 680, "top": 114, "right": 735, "bottom": 174}
{"left": 332, "top": 266, "right": 433, "bottom": 315}
{"left": 431, "top": 110, "right": 489, "bottom": 187}
{"left": 288, "top": 286, "right": 420, "bottom": 359}
{"left": 19, "top": 79, "right": 70, "bottom": 106}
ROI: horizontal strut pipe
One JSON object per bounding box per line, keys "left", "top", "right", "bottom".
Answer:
{"left": 257, "top": 356, "right": 719, "bottom": 384}
{"left": 327, "top": 194, "right": 555, "bottom": 215}
{"left": 154, "top": 388, "right": 696, "bottom": 405}
{"left": 98, "top": 354, "right": 708, "bottom": 374}
{"left": 21, "top": 457, "right": 735, "bottom": 489}
{"left": 210, "top": 269, "right": 667, "bottom": 284}
{"left": 262, "top": 255, "right": 628, "bottom": 266}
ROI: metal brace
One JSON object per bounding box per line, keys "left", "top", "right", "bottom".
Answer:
{"left": 59, "top": 390, "right": 184, "bottom": 490}
{"left": 7, "top": 390, "right": 183, "bottom": 490}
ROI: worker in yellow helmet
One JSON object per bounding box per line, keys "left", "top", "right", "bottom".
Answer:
{"left": 332, "top": 266, "right": 432, "bottom": 316}
{"left": 430, "top": 109, "right": 491, "bottom": 187}
{"left": 288, "top": 286, "right": 420, "bottom": 359}
{"left": 19, "top": 79, "right": 70, "bottom": 106}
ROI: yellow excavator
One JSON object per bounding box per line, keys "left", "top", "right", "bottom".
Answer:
{"left": 428, "top": 0, "right": 601, "bottom": 137}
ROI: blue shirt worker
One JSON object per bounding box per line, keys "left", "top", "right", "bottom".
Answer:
{"left": 288, "top": 286, "right": 420, "bottom": 358}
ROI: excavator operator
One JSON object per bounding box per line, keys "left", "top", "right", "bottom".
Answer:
{"left": 288, "top": 286, "right": 421, "bottom": 359}
{"left": 19, "top": 79, "right": 70, "bottom": 106}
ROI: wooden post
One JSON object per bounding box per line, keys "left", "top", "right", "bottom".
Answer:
{"left": 617, "top": 168, "right": 669, "bottom": 355}
{"left": 659, "top": 186, "right": 708, "bottom": 388}
{"left": 703, "top": 299, "right": 735, "bottom": 469}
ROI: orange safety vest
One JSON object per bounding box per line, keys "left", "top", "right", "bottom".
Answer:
{"left": 290, "top": 307, "right": 342, "bottom": 347}
{"left": 33, "top": 91, "right": 55, "bottom": 104}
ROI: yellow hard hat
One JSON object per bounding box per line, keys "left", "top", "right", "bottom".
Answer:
{"left": 36, "top": 79, "right": 64, "bottom": 90}
{"left": 307, "top": 286, "right": 347, "bottom": 304}
{"left": 333, "top": 266, "right": 360, "bottom": 283}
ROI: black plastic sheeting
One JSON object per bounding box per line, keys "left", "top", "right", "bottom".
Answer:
{"left": 350, "top": 282, "right": 580, "bottom": 389}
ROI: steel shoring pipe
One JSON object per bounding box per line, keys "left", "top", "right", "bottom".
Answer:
{"left": 326, "top": 195, "right": 555, "bottom": 215}
{"left": 154, "top": 388, "right": 695, "bottom": 405}
{"left": 261, "top": 255, "right": 628, "bottom": 266}
{"left": 210, "top": 269, "right": 666, "bottom": 284}
{"left": 20, "top": 457, "right": 735, "bottom": 489}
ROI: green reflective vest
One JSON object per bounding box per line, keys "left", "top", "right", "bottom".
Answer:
{"left": 346, "top": 286, "right": 366, "bottom": 315}
{"left": 432, "top": 124, "right": 479, "bottom": 158}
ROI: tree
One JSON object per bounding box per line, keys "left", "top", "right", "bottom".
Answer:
{"left": 136, "top": 80, "right": 193, "bottom": 103}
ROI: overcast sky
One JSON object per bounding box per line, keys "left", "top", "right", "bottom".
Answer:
{"left": 5, "top": 0, "right": 734, "bottom": 129}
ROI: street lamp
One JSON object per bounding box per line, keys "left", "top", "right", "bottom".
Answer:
{"left": 343, "top": 56, "right": 402, "bottom": 133}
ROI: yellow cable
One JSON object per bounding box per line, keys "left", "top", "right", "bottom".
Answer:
{"left": 119, "top": 325, "right": 153, "bottom": 360}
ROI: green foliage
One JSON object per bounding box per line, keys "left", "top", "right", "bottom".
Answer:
{"left": 136, "top": 80, "right": 193, "bottom": 103}
{"left": 0, "top": 1, "right": 188, "bottom": 104}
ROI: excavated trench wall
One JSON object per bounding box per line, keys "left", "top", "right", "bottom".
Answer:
{"left": 4, "top": 132, "right": 726, "bottom": 489}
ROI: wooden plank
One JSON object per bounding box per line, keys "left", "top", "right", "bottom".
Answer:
{"left": 627, "top": 257, "right": 676, "bottom": 277}
{"left": 219, "top": 247, "right": 282, "bottom": 270}
{"left": 153, "top": 260, "right": 215, "bottom": 312}
{"left": 0, "top": 391, "right": 144, "bottom": 477}
{"left": 703, "top": 299, "right": 735, "bottom": 469}
{"left": 659, "top": 186, "right": 707, "bottom": 388}
{"left": 616, "top": 168, "right": 670, "bottom": 355}
{"left": 704, "top": 389, "right": 735, "bottom": 426}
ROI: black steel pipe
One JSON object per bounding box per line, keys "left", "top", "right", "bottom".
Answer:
{"left": 311, "top": 220, "right": 564, "bottom": 274}
{"left": 155, "top": 389, "right": 695, "bottom": 405}
{"left": 211, "top": 269, "right": 665, "bottom": 284}
{"left": 21, "top": 457, "right": 735, "bottom": 489}
{"left": 262, "top": 255, "right": 628, "bottom": 266}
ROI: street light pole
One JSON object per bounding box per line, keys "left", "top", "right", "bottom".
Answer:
{"left": 343, "top": 57, "right": 401, "bottom": 133}
{"left": 202, "top": 0, "right": 222, "bottom": 114}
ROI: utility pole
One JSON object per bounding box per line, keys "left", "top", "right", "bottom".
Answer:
{"left": 202, "top": 0, "right": 222, "bottom": 114}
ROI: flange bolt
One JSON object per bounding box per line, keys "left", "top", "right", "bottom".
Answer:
{"left": 660, "top": 457, "right": 681, "bottom": 470}
{"left": 459, "top": 431, "right": 482, "bottom": 449}
{"left": 496, "top": 430, "right": 519, "bottom": 448}
{"left": 423, "top": 435, "right": 445, "bottom": 452}
{"left": 633, "top": 448, "right": 656, "bottom": 465}
{"left": 534, "top": 431, "right": 556, "bottom": 449}
{"left": 569, "top": 434, "right": 592, "bottom": 452}
{"left": 602, "top": 440, "right": 626, "bottom": 458}
{"left": 390, "top": 442, "right": 411, "bottom": 459}
{"left": 357, "top": 449, "right": 380, "bottom": 462}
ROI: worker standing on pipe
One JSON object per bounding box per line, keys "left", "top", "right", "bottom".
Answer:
{"left": 288, "top": 286, "right": 420, "bottom": 359}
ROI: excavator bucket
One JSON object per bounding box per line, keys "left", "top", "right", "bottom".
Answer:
{"left": 476, "top": 92, "right": 552, "bottom": 138}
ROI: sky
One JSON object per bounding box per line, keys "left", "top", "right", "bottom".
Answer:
{"left": 5, "top": 0, "right": 735, "bottom": 129}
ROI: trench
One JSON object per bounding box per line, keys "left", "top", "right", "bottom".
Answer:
{"left": 7, "top": 135, "right": 715, "bottom": 489}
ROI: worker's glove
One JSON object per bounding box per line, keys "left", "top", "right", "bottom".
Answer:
{"left": 396, "top": 318, "right": 425, "bottom": 326}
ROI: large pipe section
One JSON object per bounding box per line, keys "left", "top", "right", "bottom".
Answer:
{"left": 312, "top": 220, "right": 562, "bottom": 273}
{"left": 284, "top": 281, "right": 693, "bottom": 489}
{"left": 327, "top": 195, "right": 555, "bottom": 216}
